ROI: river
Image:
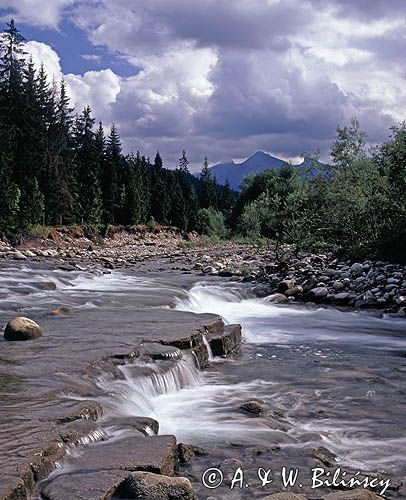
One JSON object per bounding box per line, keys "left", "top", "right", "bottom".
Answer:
{"left": 0, "top": 262, "right": 405, "bottom": 498}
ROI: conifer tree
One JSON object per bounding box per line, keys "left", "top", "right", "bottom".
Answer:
{"left": 198, "top": 157, "right": 218, "bottom": 209}
{"left": 150, "top": 151, "right": 170, "bottom": 224}
{"left": 174, "top": 150, "right": 198, "bottom": 231}
{"left": 102, "top": 124, "right": 122, "bottom": 223}
{"left": 72, "top": 106, "right": 102, "bottom": 223}
{"left": 47, "top": 80, "right": 74, "bottom": 224}
{"left": 0, "top": 19, "right": 26, "bottom": 227}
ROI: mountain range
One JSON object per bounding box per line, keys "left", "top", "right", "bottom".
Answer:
{"left": 208, "top": 151, "right": 323, "bottom": 190}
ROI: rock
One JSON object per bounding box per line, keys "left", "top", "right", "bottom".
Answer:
{"left": 51, "top": 307, "right": 74, "bottom": 316}
{"left": 302, "top": 277, "right": 318, "bottom": 293}
{"left": 202, "top": 266, "right": 218, "bottom": 275}
{"left": 58, "top": 264, "right": 76, "bottom": 271}
{"left": 218, "top": 268, "right": 235, "bottom": 277}
{"left": 58, "top": 435, "right": 178, "bottom": 476}
{"left": 266, "top": 293, "right": 288, "bottom": 304}
{"left": 140, "top": 343, "right": 182, "bottom": 361}
{"left": 307, "top": 287, "right": 328, "bottom": 301}
{"left": 323, "top": 489, "right": 382, "bottom": 499}
{"left": 35, "top": 281, "right": 57, "bottom": 291}
{"left": 178, "top": 443, "right": 207, "bottom": 464}
{"left": 114, "top": 471, "right": 196, "bottom": 500}
{"left": 263, "top": 494, "right": 308, "bottom": 500}
{"left": 4, "top": 316, "right": 43, "bottom": 341}
{"left": 13, "top": 250, "right": 27, "bottom": 260}
{"left": 24, "top": 250, "right": 36, "bottom": 257}
{"left": 107, "top": 416, "right": 159, "bottom": 436}
{"left": 209, "top": 324, "right": 241, "bottom": 357}
{"left": 350, "top": 263, "right": 364, "bottom": 275}
{"left": 240, "top": 400, "right": 267, "bottom": 415}
{"left": 313, "top": 446, "right": 338, "bottom": 467}
{"left": 278, "top": 279, "right": 295, "bottom": 293}
{"left": 219, "top": 458, "right": 245, "bottom": 484}
{"left": 41, "top": 470, "right": 130, "bottom": 500}
{"left": 325, "top": 268, "right": 339, "bottom": 277}
{"left": 285, "top": 285, "right": 303, "bottom": 297}
{"left": 333, "top": 292, "right": 351, "bottom": 304}
{"left": 332, "top": 280, "right": 345, "bottom": 291}
{"left": 252, "top": 283, "right": 273, "bottom": 297}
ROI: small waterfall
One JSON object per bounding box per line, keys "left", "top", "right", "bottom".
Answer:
{"left": 98, "top": 354, "right": 202, "bottom": 423}
{"left": 203, "top": 332, "right": 215, "bottom": 362}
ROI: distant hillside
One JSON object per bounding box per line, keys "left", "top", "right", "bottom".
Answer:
{"left": 208, "top": 151, "right": 324, "bottom": 190}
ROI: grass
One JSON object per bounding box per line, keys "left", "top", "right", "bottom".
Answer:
{"left": 178, "top": 234, "right": 270, "bottom": 249}
{"left": 28, "top": 224, "right": 54, "bottom": 239}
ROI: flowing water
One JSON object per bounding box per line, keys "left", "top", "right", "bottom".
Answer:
{"left": 1, "top": 262, "right": 405, "bottom": 497}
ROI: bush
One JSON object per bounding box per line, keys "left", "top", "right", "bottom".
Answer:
{"left": 196, "top": 207, "right": 228, "bottom": 238}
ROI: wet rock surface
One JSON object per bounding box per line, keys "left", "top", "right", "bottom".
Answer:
{"left": 3, "top": 316, "right": 43, "bottom": 341}
{"left": 114, "top": 471, "right": 197, "bottom": 500}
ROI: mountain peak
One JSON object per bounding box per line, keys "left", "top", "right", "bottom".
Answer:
{"left": 209, "top": 151, "right": 325, "bottom": 190}
{"left": 250, "top": 150, "right": 269, "bottom": 159}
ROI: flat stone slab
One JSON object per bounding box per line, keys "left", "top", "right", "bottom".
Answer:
{"left": 51, "top": 435, "right": 178, "bottom": 476}
{"left": 41, "top": 470, "right": 129, "bottom": 500}
{"left": 40, "top": 435, "right": 178, "bottom": 499}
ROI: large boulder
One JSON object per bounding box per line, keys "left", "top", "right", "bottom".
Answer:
{"left": 114, "top": 471, "right": 196, "bottom": 500}
{"left": 4, "top": 316, "right": 43, "bottom": 341}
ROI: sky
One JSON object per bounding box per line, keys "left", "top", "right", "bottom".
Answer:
{"left": 0, "top": 0, "right": 404, "bottom": 170}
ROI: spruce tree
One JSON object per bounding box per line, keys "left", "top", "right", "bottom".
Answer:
{"left": 174, "top": 150, "right": 198, "bottom": 231}
{"left": 72, "top": 106, "right": 102, "bottom": 223}
{"left": 0, "top": 19, "right": 26, "bottom": 227}
{"left": 102, "top": 124, "right": 122, "bottom": 223}
{"left": 150, "top": 151, "right": 170, "bottom": 224}
{"left": 47, "top": 80, "right": 74, "bottom": 224}
{"left": 198, "top": 157, "right": 218, "bottom": 209}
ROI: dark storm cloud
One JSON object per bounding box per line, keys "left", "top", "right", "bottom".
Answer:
{"left": 16, "top": 0, "right": 404, "bottom": 166}
{"left": 310, "top": 0, "right": 406, "bottom": 20}
{"left": 196, "top": 50, "right": 349, "bottom": 143}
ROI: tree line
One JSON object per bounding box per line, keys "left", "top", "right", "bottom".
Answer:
{"left": 1, "top": 21, "right": 405, "bottom": 263}
{"left": 0, "top": 20, "right": 235, "bottom": 239}
{"left": 233, "top": 118, "right": 406, "bottom": 262}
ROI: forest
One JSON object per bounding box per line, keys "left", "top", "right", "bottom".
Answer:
{"left": 0, "top": 20, "right": 405, "bottom": 262}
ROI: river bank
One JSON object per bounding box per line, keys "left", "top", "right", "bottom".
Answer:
{"left": 1, "top": 226, "right": 405, "bottom": 316}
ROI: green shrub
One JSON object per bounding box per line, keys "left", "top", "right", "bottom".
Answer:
{"left": 196, "top": 207, "right": 228, "bottom": 238}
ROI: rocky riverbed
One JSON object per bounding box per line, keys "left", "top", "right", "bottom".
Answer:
{"left": 1, "top": 226, "right": 405, "bottom": 316}
{"left": 1, "top": 251, "right": 405, "bottom": 499}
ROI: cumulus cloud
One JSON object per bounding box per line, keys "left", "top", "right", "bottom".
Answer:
{"left": 24, "top": 41, "right": 121, "bottom": 125}
{"left": 25, "top": 41, "right": 63, "bottom": 81}
{"left": 0, "top": 0, "right": 74, "bottom": 29}
{"left": 14, "top": 0, "right": 406, "bottom": 165}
